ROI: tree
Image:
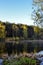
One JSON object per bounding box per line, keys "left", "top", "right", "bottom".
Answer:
{"left": 22, "top": 25, "right": 28, "bottom": 39}
{"left": 27, "top": 26, "right": 34, "bottom": 39}
{"left": 0, "top": 21, "right": 5, "bottom": 38}
{"left": 17, "top": 24, "right": 23, "bottom": 38}
{"left": 39, "top": 28, "right": 43, "bottom": 39}
{"left": 5, "top": 22, "right": 13, "bottom": 37}
{"left": 12, "top": 24, "right": 17, "bottom": 38}
{"left": 32, "top": 0, "right": 43, "bottom": 28}
{"left": 34, "top": 26, "right": 40, "bottom": 39}
{"left": 12, "top": 24, "right": 19, "bottom": 40}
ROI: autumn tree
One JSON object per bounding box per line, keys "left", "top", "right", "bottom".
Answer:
{"left": 22, "top": 25, "right": 28, "bottom": 39}
{"left": 34, "top": 26, "right": 40, "bottom": 39}
{"left": 12, "top": 24, "right": 19, "bottom": 40}
{"left": 0, "top": 21, "right": 5, "bottom": 39}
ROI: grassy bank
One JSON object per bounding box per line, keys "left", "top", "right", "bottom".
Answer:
{"left": 3, "top": 57, "right": 37, "bottom": 65}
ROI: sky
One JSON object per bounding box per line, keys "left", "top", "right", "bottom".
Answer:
{"left": 0, "top": 0, "right": 34, "bottom": 25}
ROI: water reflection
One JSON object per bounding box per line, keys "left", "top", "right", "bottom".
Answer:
{"left": 5, "top": 41, "right": 43, "bottom": 56}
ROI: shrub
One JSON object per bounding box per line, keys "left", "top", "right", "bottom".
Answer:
{"left": 3, "top": 57, "right": 37, "bottom": 65}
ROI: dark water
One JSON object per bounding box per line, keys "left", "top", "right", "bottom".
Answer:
{"left": 4, "top": 41, "right": 43, "bottom": 57}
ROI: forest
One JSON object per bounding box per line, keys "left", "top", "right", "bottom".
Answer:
{"left": 0, "top": 21, "right": 43, "bottom": 40}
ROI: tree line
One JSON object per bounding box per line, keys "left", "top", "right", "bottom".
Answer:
{"left": 0, "top": 21, "right": 42, "bottom": 40}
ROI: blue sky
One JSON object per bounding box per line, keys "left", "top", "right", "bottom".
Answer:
{"left": 0, "top": 0, "right": 34, "bottom": 25}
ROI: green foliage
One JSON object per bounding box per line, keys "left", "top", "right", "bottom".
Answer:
{"left": 31, "top": 59, "right": 36, "bottom": 65}
{"left": 22, "top": 25, "right": 28, "bottom": 39}
{"left": 3, "top": 57, "right": 37, "bottom": 65}
{"left": 32, "top": 0, "right": 43, "bottom": 28}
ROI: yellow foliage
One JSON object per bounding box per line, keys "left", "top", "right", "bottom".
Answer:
{"left": 22, "top": 25, "right": 27, "bottom": 30}
{"left": 0, "top": 23, "right": 5, "bottom": 38}
{"left": 12, "top": 24, "right": 18, "bottom": 30}
{"left": 34, "top": 26, "right": 40, "bottom": 33}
